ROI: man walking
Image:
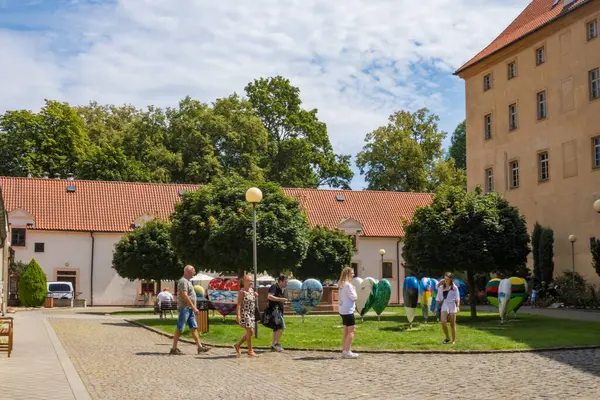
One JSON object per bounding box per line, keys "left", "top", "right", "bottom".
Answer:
{"left": 267, "top": 274, "right": 289, "bottom": 352}
{"left": 170, "top": 265, "right": 210, "bottom": 355}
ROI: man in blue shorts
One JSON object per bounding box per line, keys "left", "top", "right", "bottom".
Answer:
{"left": 170, "top": 265, "right": 210, "bottom": 355}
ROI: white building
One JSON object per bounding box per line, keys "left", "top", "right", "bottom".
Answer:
{"left": 0, "top": 177, "right": 432, "bottom": 306}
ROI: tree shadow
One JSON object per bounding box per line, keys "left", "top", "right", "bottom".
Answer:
{"left": 101, "top": 321, "right": 140, "bottom": 328}
{"left": 293, "top": 356, "right": 337, "bottom": 361}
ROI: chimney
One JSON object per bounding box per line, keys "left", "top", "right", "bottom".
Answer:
{"left": 42, "top": 172, "right": 49, "bottom": 179}
{"left": 54, "top": 173, "right": 61, "bottom": 180}
{"left": 67, "top": 173, "right": 74, "bottom": 181}
{"left": 26, "top": 171, "right": 32, "bottom": 178}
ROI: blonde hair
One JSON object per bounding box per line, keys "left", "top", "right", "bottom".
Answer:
{"left": 242, "top": 274, "right": 253, "bottom": 289}
{"left": 338, "top": 267, "right": 354, "bottom": 286}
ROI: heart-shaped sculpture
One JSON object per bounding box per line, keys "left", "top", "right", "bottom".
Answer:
{"left": 498, "top": 278, "right": 512, "bottom": 322}
{"left": 207, "top": 278, "right": 239, "bottom": 317}
{"left": 355, "top": 277, "right": 378, "bottom": 317}
{"left": 419, "top": 277, "right": 435, "bottom": 321}
{"left": 507, "top": 277, "right": 527, "bottom": 314}
{"left": 284, "top": 279, "right": 303, "bottom": 301}
{"left": 486, "top": 278, "right": 501, "bottom": 308}
{"left": 428, "top": 278, "right": 439, "bottom": 314}
{"left": 403, "top": 276, "right": 419, "bottom": 324}
{"left": 372, "top": 279, "right": 392, "bottom": 317}
{"left": 288, "top": 279, "right": 323, "bottom": 318}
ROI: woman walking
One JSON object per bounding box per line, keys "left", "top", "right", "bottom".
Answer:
{"left": 433, "top": 272, "right": 460, "bottom": 344}
{"left": 234, "top": 275, "right": 257, "bottom": 357}
{"left": 338, "top": 267, "right": 359, "bottom": 359}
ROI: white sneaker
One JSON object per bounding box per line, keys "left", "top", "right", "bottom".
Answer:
{"left": 342, "top": 351, "right": 359, "bottom": 359}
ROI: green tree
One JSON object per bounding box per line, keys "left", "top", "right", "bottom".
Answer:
{"left": 531, "top": 222, "right": 543, "bottom": 286}
{"left": 356, "top": 108, "right": 446, "bottom": 192}
{"left": 591, "top": 237, "right": 600, "bottom": 278}
{"left": 18, "top": 259, "right": 48, "bottom": 307}
{"left": 402, "top": 185, "right": 530, "bottom": 318}
{"left": 0, "top": 100, "right": 90, "bottom": 177}
{"left": 539, "top": 227, "right": 555, "bottom": 285}
{"left": 112, "top": 220, "right": 183, "bottom": 290}
{"left": 430, "top": 158, "right": 466, "bottom": 191}
{"left": 245, "top": 76, "right": 353, "bottom": 188}
{"left": 170, "top": 176, "right": 311, "bottom": 277}
{"left": 296, "top": 226, "right": 354, "bottom": 281}
{"left": 448, "top": 120, "right": 466, "bottom": 170}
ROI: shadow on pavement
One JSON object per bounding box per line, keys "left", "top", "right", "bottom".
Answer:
{"left": 101, "top": 321, "right": 139, "bottom": 327}
{"left": 293, "top": 356, "right": 337, "bottom": 361}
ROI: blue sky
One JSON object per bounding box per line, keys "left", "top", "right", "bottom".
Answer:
{"left": 0, "top": 0, "right": 529, "bottom": 189}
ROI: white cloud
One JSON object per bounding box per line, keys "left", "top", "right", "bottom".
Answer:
{"left": 0, "top": 0, "right": 529, "bottom": 188}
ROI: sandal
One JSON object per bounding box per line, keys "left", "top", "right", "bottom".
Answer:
{"left": 248, "top": 350, "right": 257, "bottom": 357}
{"left": 233, "top": 344, "right": 241, "bottom": 356}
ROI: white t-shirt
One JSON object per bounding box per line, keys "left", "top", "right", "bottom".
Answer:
{"left": 436, "top": 284, "right": 460, "bottom": 304}
{"left": 339, "top": 282, "right": 357, "bottom": 315}
{"left": 156, "top": 291, "right": 174, "bottom": 303}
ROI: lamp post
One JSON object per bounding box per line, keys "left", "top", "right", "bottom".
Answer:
{"left": 379, "top": 248, "right": 386, "bottom": 273}
{"left": 245, "top": 187, "right": 263, "bottom": 338}
{"left": 568, "top": 234, "right": 577, "bottom": 285}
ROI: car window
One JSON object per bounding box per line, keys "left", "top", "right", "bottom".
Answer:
{"left": 49, "top": 283, "right": 72, "bottom": 292}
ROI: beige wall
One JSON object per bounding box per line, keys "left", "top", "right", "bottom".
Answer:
{"left": 352, "top": 236, "right": 405, "bottom": 304}
{"left": 461, "top": 2, "right": 600, "bottom": 283}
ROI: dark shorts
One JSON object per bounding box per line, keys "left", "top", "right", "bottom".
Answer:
{"left": 340, "top": 313, "right": 355, "bottom": 326}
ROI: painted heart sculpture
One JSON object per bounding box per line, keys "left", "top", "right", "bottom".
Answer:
{"left": 507, "top": 277, "right": 527, "bottom": 314}
{"left": 498, "top": 278, "right": 512, "bottom": 322}
{"left": 419, "top": 277, "right": 435, "bottom": 321}
{"left": 284, "top": 279, "right": 303, "bottom": 301}
{"left": 356, "top": 277, "right": 378, "bottom": 316}
{"left": 428, "top": 278, "right": 439, "bottom": 314}
{"left": 403, "top": 276, "right": 419, "bottom": 324}
{"left": 208, "top": 278, "right": 239, "bottom": 317}
{"left": 486, "top": 278, "right": 501, "bottom": 308}
{"left": 288, "top": 279, "right": 323, "bottom": 317}
{"left": 372, "top": 279, "right": 392, "bottom": 316}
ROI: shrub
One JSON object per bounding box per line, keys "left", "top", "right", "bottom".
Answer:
{"left": 554, "top": 271, "right": 599, "bottom": 309}
{"left": 18, "top": 259, "right": 48, "bottom": 307}
{"left": 591, "top": 237, "right": 600, "bottom": 278}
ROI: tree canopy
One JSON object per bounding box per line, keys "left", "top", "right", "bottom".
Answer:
{"left": 112, "top": 220, "right": 184, "bottom": 286}
{"left": 402, "top": 185, "right": 530, "bottom": 317}
{"left": 170, "top": 177, "right": 311, "bottom": 277}
{"left": 296, "top": 226, "right": 354, "bottom": 281}
{"left": 448, "top": 120, "right": 466, "bottom": 170}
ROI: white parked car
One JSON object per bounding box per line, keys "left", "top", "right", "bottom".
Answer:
{"left": 47, "top": 281, "right": 74, "bottom": 299}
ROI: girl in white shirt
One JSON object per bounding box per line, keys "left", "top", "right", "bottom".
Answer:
{"left": 433, "top": 272, "right": 460, "bottom": 344}
{"left": 338, "top": 267, "right": 359, "bottom": 359}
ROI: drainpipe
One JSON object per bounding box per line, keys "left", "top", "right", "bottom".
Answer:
{"left": 397, "top": 238, "right": 402, "bottom": 304}
{"left": 90, "top": 232, "right": 95, "bottom": 306}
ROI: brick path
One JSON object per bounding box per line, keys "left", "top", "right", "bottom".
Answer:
{"left": 48, "top": 316, "right": 600, "bottom": 400}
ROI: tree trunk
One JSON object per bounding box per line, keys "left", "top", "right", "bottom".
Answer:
{"left": 237, "top": 266, "right": 245, "bottom": 281}
{"left": 467, "top": 270, "right": 477, "bottom": 319}
{"left": 157, "top": 280, "right": 162, "bottom": 293}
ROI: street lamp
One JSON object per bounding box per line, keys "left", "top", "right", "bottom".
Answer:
{"left": 568, "top": 234, "right": 577, "bottom": 285}
{"left": 594, "top": 199, "right": 600, "bottom": 213}
{"left": 245, "top": 187, "right": 263, "bottom": 338}
{"left": 379, "top": 248, "right": 386, "bottom": 271}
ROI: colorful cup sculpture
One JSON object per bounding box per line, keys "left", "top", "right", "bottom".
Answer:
{"left": 498, "top": 278, "right": 512, "bottom": 323}
{"left": 403, "top": 276, "right": 419, "bottom": 327}
{"left": 487, "top": 277, "right": 528, "bottom": 321}
{"left": 419, "top": 277, "right": 435, "bottom": 322}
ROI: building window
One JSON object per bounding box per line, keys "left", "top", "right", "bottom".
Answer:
{"left": 509, "top": 103, "right": 518, "bottom": 131}
{"left": 11, "top": 228, "right": 26, "bottom": 247}
{"left": 141, "top": 281, "right": 156, "bottom": 296}
{"left": 485, "top": 168, "right": 494, "bottom": 192}
{"left": 537, "top": 91, "right": 547, "bottom": 120}
{"left": 484, "top": 114, "right": 493, "bottom": 140}
{"left": 587, "top": 19, "right": 598, "bottom": 41}
{"left": 34, "top": 243, "right": 45, "bottom": 253}
{"left": 483, "top": 74, "right": 492, "bottom": 91}
{"left": 590, "top": 68, "right": 600, "bottom": 100}
{"left": 508, "top": 62, "right": 517, "bottom": 79}
{"left": 351, "top": 262, "right": 359, "bottom": 277}
{"left": 510, "top": 160, "right": 520, "bottom": 189}
{"left": 538, "top": 152, "right": 549, "bottom": 181}
{"left": 593, "top": 137, "right": 600, "bottom": 169}
{"left": 535, "top": 46, "right": 545, "bottom": 66}
{"left": 382, "top": 262, "right": 393, "bottom": 279}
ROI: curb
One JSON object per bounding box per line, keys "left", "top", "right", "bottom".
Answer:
{"left": 124, "top": 319, "right": 600, "bottom": 355}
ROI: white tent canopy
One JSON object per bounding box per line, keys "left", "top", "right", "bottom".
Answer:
{"left": 190, "top": 272, "right": 215, "bottom": 290}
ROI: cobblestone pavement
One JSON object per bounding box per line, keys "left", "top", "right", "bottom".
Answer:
{"left": 49, "top": 317, "right": 600, "bottom": 400}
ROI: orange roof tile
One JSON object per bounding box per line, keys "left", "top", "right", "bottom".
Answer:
{"left": 283, "top": 188, "right": 432, "bottom": 237}
{"left": 0, "top": 177, "right": 432, "bottom": 237}
{"left": 455, "top": 0, "right": 591, "bottom": 75}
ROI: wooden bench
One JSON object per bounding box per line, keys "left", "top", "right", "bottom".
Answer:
{"left": 0, "top": 317, "right": 13, "bottom": 358}
{"left": 154, "top": 300, "right": 178, "bottom": 318}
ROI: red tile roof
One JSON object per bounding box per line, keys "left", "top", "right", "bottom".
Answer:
{"left": 0, "top": 177, "right": 432, "bottom": 237}
{"left": 456, "top": 0, "right": 591, "bottom": 74}
{"left": 283, "top": 188, "right": 432, "bottom": 237}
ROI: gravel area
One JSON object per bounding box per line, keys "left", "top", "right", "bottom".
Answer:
{"left": 50, "top": 318, "right": 600, "bottom": 400}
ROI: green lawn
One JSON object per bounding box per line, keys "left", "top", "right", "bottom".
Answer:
{"left": 134, "top": 308, "right": 600, "bottom": 351}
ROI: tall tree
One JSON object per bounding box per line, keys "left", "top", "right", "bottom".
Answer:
{"left": 170, "top": 176, "right": 311, "bottom": 277}
{"left": 430, "top": 158, "right": 467, "bottom": 191}
{"left": 296, "top": 226, "right": 354, "bottom": 281}
{"left": 112, "top": 220, "right": 183, "bottom": 290}
{"left": 402, "top": 185, "right": 530, "bottom": 318}
{"left": 448, "top": 120, "right": 466, "bottom": 170}
{"left": 531, "top": 222, "right": 543, "bottom": 287}
{"left": 0, "top": 100, "right": 90, "bottom": 178}
{"left": 244, "top": 76, "right": 353, "bottom": 188}
{"left": 356, "top": 108, "right": 446, "bottom": 192}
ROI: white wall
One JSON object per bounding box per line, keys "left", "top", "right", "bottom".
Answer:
{"left": 353, "top": 237, "right": 405, "bottom": 304}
